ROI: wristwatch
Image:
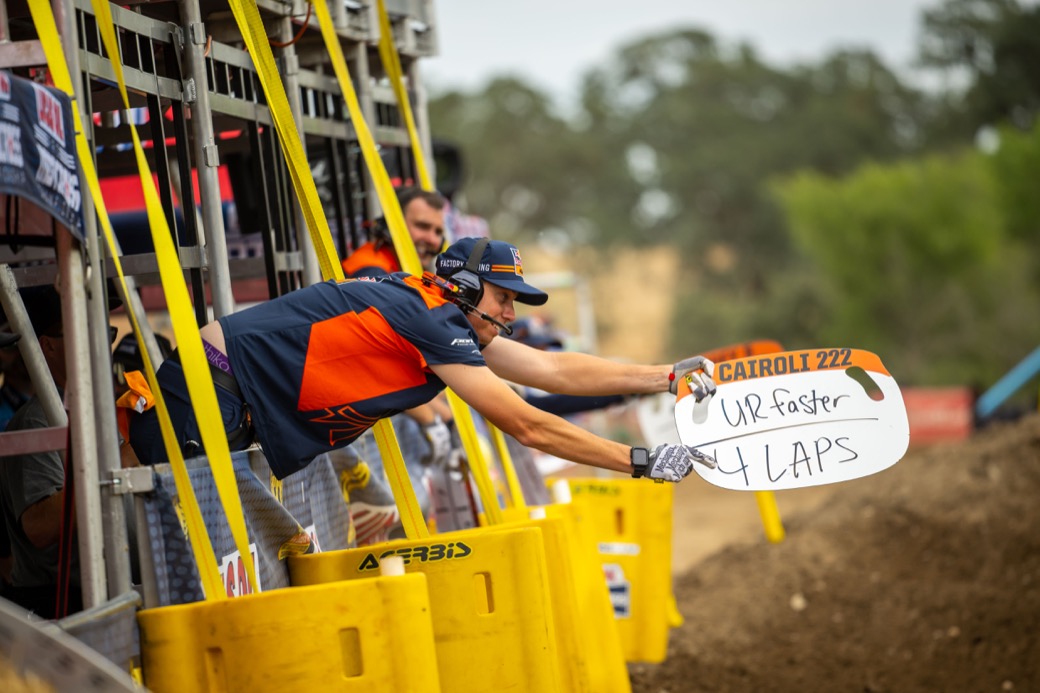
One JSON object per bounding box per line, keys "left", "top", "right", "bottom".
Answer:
{"left": 630, "top": 447, "right": 650, "bottom": 479}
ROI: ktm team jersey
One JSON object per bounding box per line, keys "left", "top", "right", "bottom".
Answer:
{"left": 340, "top": 241, "right": 400, "bottom": 278}
{"left": 219, "top": 273, "right": 484, "bottom": 478}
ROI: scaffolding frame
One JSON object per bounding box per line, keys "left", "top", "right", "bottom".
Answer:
{"left": 0, "top": 0, "right": 438, "bottom": 612}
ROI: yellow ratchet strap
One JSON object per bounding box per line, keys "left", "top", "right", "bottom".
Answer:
{"left": 225, "top": 0, "right": 344, "bottom": 282}
{"left": 232, "top": 0, "right": 425, "bottom": 537}
{"left": 376, "top": 0, "right": 525, "bottom": 514}
{"left": 28, "top": 0, "right": 234, "bottom": 598}
{"left": 488, "top": 420, "right": 526, "bottom": 510}
{"left": 309, "top": 0, "right": 419, "bottom": 273}
{"left": 91, "top": 0, "right": 261, "bottom": 596}
{"left": 314, "top": 0, "right": 506, "bottom": 526}
{"left": 446, "top": 392, "right": 503, "bottom": 524}
{"left": 375, "top": 0, "right": 433, "bottom": 191}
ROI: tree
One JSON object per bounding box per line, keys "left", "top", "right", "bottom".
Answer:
{"left": 771, "top": 149, "right": 1040, "bottom": 385}
{"left": 426, "top": 78, "right": 586, "bottom": 242}
{"left": 918, "top": 0, "right": 1040, "bottom": 132}
{"left": 577, "top": 31, "right": 934, "bottom": 290}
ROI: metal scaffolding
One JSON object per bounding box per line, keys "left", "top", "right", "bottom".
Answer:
{"left": 0, "top": 0, "right": 438, "bottom": 612}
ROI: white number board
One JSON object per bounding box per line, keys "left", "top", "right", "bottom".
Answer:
{"left": 675, "top": 348, "right": 909, "bottom": 491}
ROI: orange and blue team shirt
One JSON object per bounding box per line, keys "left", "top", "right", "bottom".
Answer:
{"left": 340, "top": 241, "right": 400, "bottom": 278}
{"left": 218, "top": 273, "right": 484, "bottom": 478}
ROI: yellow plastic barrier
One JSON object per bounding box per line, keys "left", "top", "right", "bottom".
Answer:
{"left": 501, "top": 505, "right": 631, "bottom": 693}
{"left": 564, "top": 478, "right": 676, "bottom": 663}
{"left": 138, "top": 574, "right": 440, "bottom": 692}
{"left": 289, "top": 527, "right": 563, "bottom": 693}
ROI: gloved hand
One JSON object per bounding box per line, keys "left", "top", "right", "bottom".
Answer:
{"left": 421, "top": 416, "right": 453, "bottom": 467}
{"left": 648, "top": 443, "right": 717, "bottom": 482}
{"left": 670, "top": 355, "right": 717, "bottom": 399}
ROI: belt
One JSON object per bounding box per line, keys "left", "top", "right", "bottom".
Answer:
{"left": 169, "top": 350, "right": 243, "bottom": 400}
{"left": 168, "top": 350, "right": 254, "bottom": 451}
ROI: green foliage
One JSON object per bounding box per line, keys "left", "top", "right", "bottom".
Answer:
{"left": 428, "top": 3, "right": 1040, "bottom": 387}
{"left": 989, "top": 122, "right": 1040, "bottom": 247}
{"left": 427, "top": 78, "right": 584, "bottom": 241}
{"left": 918, "top": 0, "right": 1040, "bottom": 132}
{"left": 772, "top": 150, "right": 1039, "bottom": 385}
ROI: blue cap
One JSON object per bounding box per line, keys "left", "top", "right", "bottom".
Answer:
{"left": 507, "top": 317, "right": 564, "bottom": 349}
{"left": 436, "top": 237, "right": 548, "bottom": 306}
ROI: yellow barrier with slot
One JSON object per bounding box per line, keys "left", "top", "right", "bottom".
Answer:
{"left": 564, "top": 478, "right": 676, "bottom": 663}
{"left": 501, "top": 506, "right": 631, "bottom": 693}
{"left": 138, "top": 574, "right": 439, "bottom": 692}
{"left": 289, "top": 527, "right": 563, "bottom": 693}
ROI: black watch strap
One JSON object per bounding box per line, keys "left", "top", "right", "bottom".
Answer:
{"left": 630, "top": 447, "right": 650, "bottom": 479}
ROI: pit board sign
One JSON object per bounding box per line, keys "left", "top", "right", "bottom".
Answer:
{"left": 637, "top": 340, "right": 785, "bottom": 446}
{"left": 675, "top": 348, "right": 909, "bottom": 491}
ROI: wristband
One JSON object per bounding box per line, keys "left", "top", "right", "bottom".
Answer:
{"left": 630, "top": 447, "right": 650, "bottom": 479}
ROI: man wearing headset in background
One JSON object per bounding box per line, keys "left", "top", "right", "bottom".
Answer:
{"left": 341, "top": 187, "right": 448, "bottom": 277}
{"left": 129, "top": 236, "right": 717, "bottom": 484}
{"left": 339, "top": 186, "right": 453, "bottom": 543}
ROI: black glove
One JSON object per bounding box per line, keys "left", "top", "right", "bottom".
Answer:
{"left": 647, "top": 443, "right": 717, "bottom": 482}
{"left": 670, "top": 355, "right": 717, "bottom": 400}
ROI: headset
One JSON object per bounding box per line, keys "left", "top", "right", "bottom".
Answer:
{"left": 421, "top": 237, "right": 513, "bottom": 336}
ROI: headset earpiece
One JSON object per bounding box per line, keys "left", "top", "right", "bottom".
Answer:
{"left": 447, "top": 237, "right": 490, "bottom": 308}
{"left": 426, "top": 238, "right": 514, "bottom": 336}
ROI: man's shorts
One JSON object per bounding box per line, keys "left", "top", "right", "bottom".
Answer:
{"left": 128, "top": 355, "right": 252, "bottom": 465}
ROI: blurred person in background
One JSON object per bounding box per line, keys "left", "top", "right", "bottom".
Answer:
{"left": 1, "top": 329, "right": 32, "bottom": 432}
{"left": 341, "top": 187, "right": 448, "bottom": 276}
{"left": 0, "top": 285, "right": 128, "bottom": 618}
{"left": 338, "top": 186, "right": 453, "bottom": 544}
{"left": 0, "top": 286, "right": 82, "bottom": 617}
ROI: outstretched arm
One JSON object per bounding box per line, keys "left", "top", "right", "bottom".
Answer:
{"left": 432, "top": 362, "right": 635, "bottom": 474}
{"left": 481, "top": 337, "right": 671, "bottom": 396}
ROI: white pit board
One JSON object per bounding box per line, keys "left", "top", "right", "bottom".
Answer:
{"left": 675, "top": 348, "right": 909, "bottom": 491}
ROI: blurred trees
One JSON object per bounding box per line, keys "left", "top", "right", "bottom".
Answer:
{"left": 428, "top": 0, "right": 1040, "bottom": 387}
{"left": 773, "top": 142, "right": 1040, "bottom": 385}
{"left": 918, "top": 0, "right": 1040, "bottom": 134}
{"left": 428, "top": 78, "right": 582, "bottom": 238}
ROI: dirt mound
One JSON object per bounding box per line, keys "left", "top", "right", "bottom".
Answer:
{"left": 631, "top": 413, "right": 1040, "bottom": 692}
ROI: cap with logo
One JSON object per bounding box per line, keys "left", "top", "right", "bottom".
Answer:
{"left": 436, "top": 237, "right": 548, "bottom": 306}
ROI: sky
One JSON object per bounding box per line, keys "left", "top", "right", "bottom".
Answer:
{"left": 423, "top": 0, "right": 940, "bottom": 102}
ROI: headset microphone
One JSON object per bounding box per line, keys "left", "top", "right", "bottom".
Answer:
{"left": 477, "top": 312, "right": 513, "bottom": 336}
{"left": 420, "top": 271, "right": 514, "bottom": 336}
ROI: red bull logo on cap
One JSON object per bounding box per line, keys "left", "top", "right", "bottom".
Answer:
{"left": 510, "top": 247, "right": 524, "bottom": 276}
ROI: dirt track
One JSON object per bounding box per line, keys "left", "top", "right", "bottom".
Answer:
{"left": 631, "top": 412, "right": 1040, "bottom": 692}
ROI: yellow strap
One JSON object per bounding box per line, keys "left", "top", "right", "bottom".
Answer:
{"left": 446, "top": 391, "right": 503, "bottom": 524}
{"left": 309, "top": 0, "right": 420, "bottom": 276}
{"left": 91, "top": 0, "right": 261, "bottom": 596}
{"left": 228, "top": 0, "right": 426, "bottom": 538}
{"left": 371, "top": 2, "right": 510, "bottom": 525}
{"left": 309, "top": 0, "right": 430, "bottom": 538}
{"left": 375, "top": 0, "right": 432, "bottom": 191}
{"left": 27, "top": 0, "right": 229, "bottom": 598}
{"left": 225, "top": 0, "right": 344, "bottom": 282}
{"left": 372, "top": 419, "right": 429, "bottom": 538}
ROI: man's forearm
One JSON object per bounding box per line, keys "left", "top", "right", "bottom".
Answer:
{"left": 497, "top": 406, "right": 633, "bottom": 474}
{"left": 545, "top": 352, "right": 671, "bottom": 396}
{"left": 403, "top": 403, "right": 439, "bottom": 426}
{"left": 21, "top": 491, "right": 66, "bottom": 548}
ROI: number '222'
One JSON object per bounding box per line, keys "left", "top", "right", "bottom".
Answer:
{"left": 816, "top": 348, "right": 852, "bottom": 369}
